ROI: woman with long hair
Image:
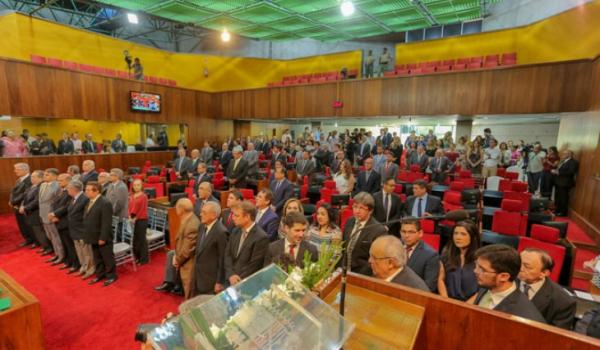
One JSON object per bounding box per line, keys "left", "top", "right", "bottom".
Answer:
{"left": 499, "top": 142, "right": 512, "bottom": 168}
{"left": 466, "top": 140, "right": 484, "bottom": 175}
{"left": 278, "top": 198, "right": 304, "bottom": 239}
{"left": 389, "top": 136, "right": 403, "bottom": 166}
{"left": 333, "top": 159, "right": 355, "bottom": 194}
{"left": 128, "top": 179, "right": 150, "bottom": 265}
{"left": 307, "top": 204, "right": 342, "bottom": 249}
{"left": 437, "top": 220, "right": 481, "bottom": 301}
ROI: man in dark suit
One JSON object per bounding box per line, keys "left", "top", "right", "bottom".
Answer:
{"left": 20, "top": 170, "right": 52, "bottom": 254}
{"left": 343, "top": 192, "right": 388, "bottom": 276}
{"left": 221, "top": 190, "right": 243, "bottom": 234}
{"left": 187, "top": 149, "right": 202, "bottom": 176}
{"left": 355, "top": 158, "right": 381, "bottom": 195}
{"left": 80, "top": 160, "right": 98, "bottom": 186}
{"left": 369, "top": 235, "right": 429, "bottom": 291}
{"left": 82, "top": 133, "right": 97, "bottom": 154}
{"left": 224, "top": 201, "right": 270, "bottom": 286}
{"left": 264, "top": 212, "right": 318, "bottom": 268}
{"left": 254, "top": 189, "right": 280, "bottom": 241}
{"left": 190, "top": 201, "right": 228, "bottom": 297}
{"left": 57, "top": 133, "right": 74, "bottom": 155}
{"left": 192, "top": 163, "right": 212, "bottom": 197}
{"left": 403, "top": 180, "right": 443, "bottom": 217}
{"left": 295, "top": 150, "right": 315, "bottom": 185}
{"left": 193, "top": 182, "right": 219, "bottom": 218}
{"left": 518, "top": 248, "right": 576, "bottom": 329}
{"left": 111, "top": 133, "right": 127, "bottom": 153}
{"left": 10, "top": 163, "right": 34, "bottom": 247}
{"left": 200, "top": 141, "right": 215, "bottom": 164}
{"left": 174, "top": 148, "right": 192, "bottom": 179}
{"left": 400, "top": 217, "right": 440, "bottom": 292}
{"left": 373, "top": 178, "right": 403, "bottom": 236}
{"left": 378, "top": 151, "right": 399, "bottom": 182}
{"left": 66, "top": 180, "right": 91, "bottom": 276}
{"left": 428, "top": 149, "right": 453, "bottom": 184}
{"left": 355, "top": 136, "right": 371, "bottom": 165}
{"left": 473, "top": 244, "right": 546, "bottom": 323}
{"left": 227, "top": 146, "right": 249, "bottom": 189}
{"left": 406, "top": 145, "right": 429, "bottom": 172}
{"left": 219, "top": 143, "right": 233, "bottom": 172}
{"left": 84, "top": 182, "right": 117, "bottom": 287}
{"left": 38, "top": 133, "right": 56, "bottom": 155}
{"left": 270, "top": 168, "right": 294, "bottom": 216}
{"left": 270, "top": 144, "right": 287, "bottom": 169}
{"left": 552, "top": 150, "right": 579, "bottom": 217}
{"left": 49, "top": 174, "right": 79, "bottom": 271}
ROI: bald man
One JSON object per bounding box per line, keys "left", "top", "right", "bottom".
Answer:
{"left": 155, "top": 198, "right": 200, "bottom": 299}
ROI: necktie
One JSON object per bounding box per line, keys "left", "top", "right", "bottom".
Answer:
{"left": 478, "top": 291, "right": 494, "bottom": 309}
{"left": 178, "top": 158, "right": 183, "bottom": 171}
{"left": 417, "top": 198, "right": 423, "bottom": 217}
{"left": 346, "top": 222, "right": 363, "bottom": 271}
{"left": 227, "top": 212, "right": 233, "bottom": 226}
{"left": 198, "top": 225, "right": 207, "bottom": 249}
{"left": 85, "top": 200, "right": 93, "bottom": 215}
{"left": 406, "top": 246, "right": 414, "bottom": 259}
{"left": 365, "top": 171, "right": 370, "bottom": 183}
{"left": 289, "top": 243, "right": 296, "bottom": 259}
{"left": 522, "top": 283, "right": 532, "bottom": 299}
{"left": 275, "top": 181, "right": 281, "bottom": 192}
{"left": 384, "top": 194, "right": 390, "bottom": 221}
{"left": 237, "top": 230, "right": 249, "bottom": 257}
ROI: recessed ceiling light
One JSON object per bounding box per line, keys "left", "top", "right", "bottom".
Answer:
{"left": 341, "top": 1, "right": 355, "bottom": 17}
{"left": 221, "top": 29, "right": 231, "bottom": 42}
{"left": 127, "top": 13, "right": 138, "bottom": 24}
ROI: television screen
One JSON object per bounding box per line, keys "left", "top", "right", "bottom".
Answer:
{"left": 130, "top": 91, "right": 161, "bottom": 113}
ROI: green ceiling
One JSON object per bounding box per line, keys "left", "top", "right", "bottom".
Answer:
{"left": 97, "top": 0, "right": 501, "bottom": 42}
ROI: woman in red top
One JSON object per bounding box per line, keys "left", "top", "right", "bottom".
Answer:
{"left": 541, "top": 146, "right": 559, "bottom": 198}
{"left": 129, "top": 179, "right": 149, "bottom": 264}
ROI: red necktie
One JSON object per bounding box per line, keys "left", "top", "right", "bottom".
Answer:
{"left": 227, "top": 212, "right": 233, "bottom": 225}
{"left": 289, "top": 244, "right": 296, "bottom": 258}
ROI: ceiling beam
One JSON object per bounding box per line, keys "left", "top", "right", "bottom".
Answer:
{"left": 29, "top": 0, "right": 59, "bottom": 16}
{"left": 411, "top": 0, "right": 438, "bottom": 26}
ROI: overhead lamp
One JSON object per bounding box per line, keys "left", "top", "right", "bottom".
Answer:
{"left": 340, "top": 1, "right": 355, "bottom": 17}
{"left": 127, "top": 13, "right": 138, "bottom": 24}
{"left": 221, "top": 28, "right": 231, "bottom": 42}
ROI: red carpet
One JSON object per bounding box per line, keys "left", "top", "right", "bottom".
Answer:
{"left": 0, "top": 214, "right": 181, "bottom": 349}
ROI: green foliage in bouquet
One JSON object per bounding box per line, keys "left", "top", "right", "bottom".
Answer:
{"left": 293, "top": 241, "right": 343, "bottom": 290}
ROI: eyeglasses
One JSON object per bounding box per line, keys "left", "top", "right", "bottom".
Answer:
{"left": 352, "top": 204, "right": 370, "bottom": 211}
{"left": 474, "top": 263, "right": 498, "bottom": 275}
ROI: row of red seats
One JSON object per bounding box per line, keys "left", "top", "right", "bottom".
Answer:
{"left": 268, "top": 69, "right": 359, "bottom": 87}
{"left": 385, "top": 52, "right": 517, "bottom": 77}
{"left": 30, "top": 54, "right": 177, "bottom": 87}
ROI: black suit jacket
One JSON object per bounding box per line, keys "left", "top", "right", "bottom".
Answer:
{"left": 67, "top": 193, "right": 88, "bottom": 240}
{"left": 193, "top": 173, "right": 213, "bottom": 197}
{"left": 190, "top": 220, "right": 229, "bottom": 296}
{"left": 10, "top": 175, "right": 31, "bottom": 207}
{"left": 224, "top": 225, "right": 269, "bottom": 281}
{"left": 390, "top": 266, "right": 430, "bottom": 291}
{"left": 221, "top": 208, "right": 236, "bottom": 234}
{"left": 226, "top": 158, "right": 249, "bottom": 188}
{"left": 187, "top": 158, "right": 202, "bottom": 175}
{"left": 269, "top": 179, "right": 294, "bottom": 215}
{"left": 219, "top": 150, "right": 232, "bottom": 171}
{"left": 522, "top": 278, "right": 577, "bottom": 329}
{"left": 403, "top": 194, "right": 443, "bottom": 217}
{"left": 474, "top": 288, "right": 546, "bottom": 323}
{"left": 83, "top": 196, "right": 113, "bottom": 244}
{"left": 22, "top": 184, "right": 41, "bottom": 226}
{"left": 355, "top": 170, "right": 381, "bottom": 194}
{"left": 57, "top": 139, "right": 74, "bottom": 155}
{"left": 51, "top": 189, "right": 72, "bottom": 231}
{"left": 271, "top": 153, "right": 287, "bottom": 168}
{"left": 372, "top": 191, "right": 403, "bottom": 236}
{"left": 342, "top": 216, "right": 388, "bottom": 276}
{"left": 82, "top": 140, "right": 97, "bottom": 153}
{"left": 554, "top": 158, "right": 578, "bottom": 188}
{"left": 406, "top": 240, "right": 440, "bottom": 292}
{"left": 356, "top": 142, "right": 371, "bottom": 160}
{"left": 81, "top": 171, "right": 98, "bottom": 186}
{"left": 264, "top": 239, "right": 318, "bottom": 268}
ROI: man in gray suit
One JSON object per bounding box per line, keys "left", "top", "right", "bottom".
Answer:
{"left": 200, "top": 141, "right": 214, "bottom": 164}
{"left": 40, "top": 168, "right": 64, "bottom": 265}
{"left": 428, "top": 149, "right": 453, "bottom": 184}
{"left": 243, "top": 142, "right": 259, "bottom": 178}
{"left": 378, "top": 150, "right": 399, "bottom": 181}
{"left": 174, "top": 148, "right": 192, "bottom": 179}
{"left": 406, "top": 145, "right": 429, "bottom": 172}
{"left": 295, "top": 150, "right": 315, "bottom": 185}
{"left": 369, "top": 235, "right": 429, "bottom": 291}
{"left": 106, "top": 168, "right": 129, "bottom": 219}
{"left": 111, "top": 133, "right": 127, "bottom": 153}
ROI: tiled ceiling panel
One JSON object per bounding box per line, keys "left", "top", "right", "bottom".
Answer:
{"left": 97, "top": 0, "right": 502, "bottom": 41}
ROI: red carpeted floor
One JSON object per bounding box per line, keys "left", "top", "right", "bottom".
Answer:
{"left": 0, "top": 214, "right": 181, "bottom": 350}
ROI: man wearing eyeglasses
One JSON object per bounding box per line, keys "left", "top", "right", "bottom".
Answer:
{"left": 472, "top": 244, "right": 546, "bottom": 323}
{"left": 369, "top": 235, "right": 429, "bottom": 291}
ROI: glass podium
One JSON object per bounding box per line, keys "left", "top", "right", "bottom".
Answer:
{"left": 149, "top": 264, "right": 354, "bottom": 349}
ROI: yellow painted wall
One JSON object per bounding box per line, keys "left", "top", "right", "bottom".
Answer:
{"left": 396, "top": 0, "right": 600, "bottom": 64}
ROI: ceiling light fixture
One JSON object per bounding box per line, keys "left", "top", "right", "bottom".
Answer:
{"left": 127, "top": 13, "right": 138, "bottom": 24}
{"left": 221, "top": 28, "right": 231, "bottom": 42}
{"left": 340, "top": 1, "right": 355, "bottom": 17}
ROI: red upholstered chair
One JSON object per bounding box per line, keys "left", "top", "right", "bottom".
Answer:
{"left": 517, "top": 237, "right": 565, "bottom": 282}
{"left": 395, "top": 64, "right": 406, "bottom": 70}
{"left": 407, "top": 172, "right": 425, "bottom": 183}
{"left": 505, "top": 171, "right": 519, "bottom": 180}
{"left": 436, "top": 65, "right": 450, "bottom": 73}
{"left": 300, "top": 184, "right": 308, "bottom": 200}
{"left": 484, "top": 61, "right": 498, "bottom": 68}
{"left": 467, "top": 61, "right": 482, "bottom": 69}
{"left": 491, "top": 199, "right": 527, "bottom": 236}
{"left": 422, "top": 66, "right": 435, "bottom": 74}
{"left": 184, "top": 186, "right": 195, "bottom": 200}
{"left": 340, "top": 207, "right": 353, "bottom": 230}
{"left": 168, "top": 170, "right": 177, "bottom": 182}
{"left": 452, "top": 63, "right": 466, "bottom": 71}
{"left": 422, "top": 234, "right": 440, "bottom": 252}
{"left": 240, "top": 189, "right": 254, "bottom": 200}
{"left": 458, "top": 170, "right": 472, "bottom": 179}
{"left": 394, "top": 183, "right": 403, "bottom": 195}
{"left": 503, "top": 191, "right": 532, "bottom": 212}
{"left": 485, "top": 54, "right": 500, "bottom": 63}
{"left": 410, "top": 164, "right": 421, "bottom": 173}
{"left": 117, "top": 71, "right": 130, "bottom": 79}
{"left": 410, "top": 68, "right": 423, "bottom": 75}
{"left": 146, "top": 175, "right": 161, "bottom": 183}
{"left": 420, "top": 219, "right": 435, "bottom": 234}
{"left": 511, "top": 181, "right": 528, "bottom": 193}
{"left": 320, "top": 188, "right": 338, "bottom": 204}
{"left": 324, "top": 180, "right": 336, "bottom": 190}
{"left": 397, "top": 171, "right": 409, "bottom": 182}
{"left": 30, "top": 55, "right": 47, "bottom": 64}
{"left": 449, "top": 181, "right": 465, "bottom": 192}
{"left": 442, "top": 59, "right": 455, "bottom": 66}
{"left": 168, "top": 79, "right": 177, "bottom": 87}
{"left": 407, "top": 63, "right": 418, "bottom": 70}
{"left": 443, "top": 191, "right": 463, "bottom": 212}
{"left": 530, "top": 224, "right": 560, "bottom": 243}
{"left": 496, "top": 168, "right": 506, "bottom": 178}
{"left": 143, "top": 177, "right": 164, "bottom": 197}
{"left": 501, "top": 52, "right": 517, "bottom": 65}
{"left": 499, "top": 179, "right": 513, "bottom": 192}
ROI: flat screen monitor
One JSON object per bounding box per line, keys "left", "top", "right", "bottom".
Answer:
{"left": 169, "top": 192, "right": 187, "bottom": 206}
{"left": 130, "top": 91, "right": 161, "bottom": 113}
{"left": 143, "top": 187, "right": 156, "bottom": 199}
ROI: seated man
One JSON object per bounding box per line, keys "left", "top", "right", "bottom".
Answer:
{"left": 518, "top": 248, "right": 576, "bottom": 329}
{"left": 369, "top": 235, "right": 429, "bottom": 291}
{"left": 403, "top": 180, "right": 443, "bottom": 217}
{"left": 295, "top": 150, "right": 315, "bottom": 185}
{"left": 473, "top": 244, "right": 546, "bottom": 323}
{"left": 254, "top": 189, "right": 280, "bottom": 241}
{"left": 354, "top": 158, "right": 381, "bottom": 195}
{"left": 264, "top": 212, "right": 318, "bottom": 268}
{"left": 400, "top": 217, "right": 440, "bottom": 292}
{"left": 428, "top": 149, "right": 453, "bottom": 184}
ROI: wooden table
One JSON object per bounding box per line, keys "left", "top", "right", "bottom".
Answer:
{"left": 0, "top": 269, "right": 44, "bottom": 350}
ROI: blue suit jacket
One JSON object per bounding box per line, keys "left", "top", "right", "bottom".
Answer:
{"left": 269, "top": 179, "right": 294, "bottom": 215}
{"left": 257, "top": 208, "right": 280, "bottom": 242}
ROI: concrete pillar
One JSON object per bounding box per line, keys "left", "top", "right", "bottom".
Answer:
{"left": 455, "top": 119, "right": 473, "bottom": 141}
